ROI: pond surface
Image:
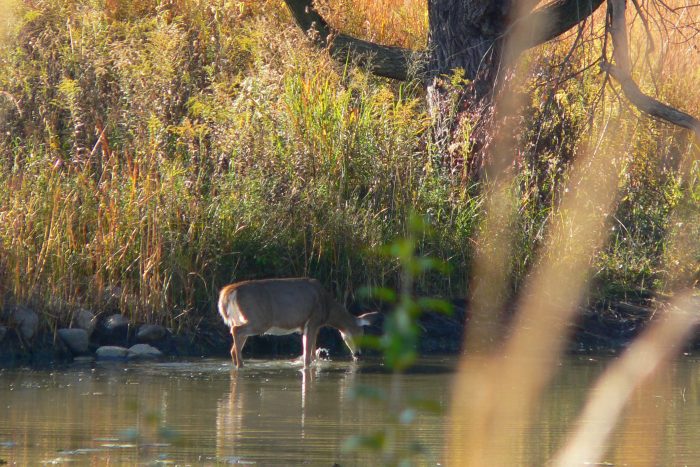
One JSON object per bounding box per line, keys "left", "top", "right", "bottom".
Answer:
{"left": 0, "top": 354, "right": 698, "bottom": 465}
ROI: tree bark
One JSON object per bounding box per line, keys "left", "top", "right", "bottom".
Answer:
{"left": 427, "top": 0, "right": 511, "bottom": 87}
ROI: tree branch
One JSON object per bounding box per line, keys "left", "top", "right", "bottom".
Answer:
{"left": 282, "top": 0, "right": 700, "bottom": 142}
{"left": 283, "top": 0, "right": 606, "bottom": 81}
{"left": 282, "top": 0, "right": 415, "bottom": 81}
{"left": 600, "top": 62, "right": 700, "bottom": 137}
{"left": 528, "top": 0, "right": 606, "bottom": 46}
{"left": 606, "top": 0, "right": 700, "bottom": 139}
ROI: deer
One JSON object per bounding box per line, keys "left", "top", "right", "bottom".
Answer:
{"left": 217, "top": 277, "right": 380, "bottom": 368}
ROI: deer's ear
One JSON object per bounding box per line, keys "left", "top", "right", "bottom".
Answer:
{"left": 357, "top": 312, "right": 381, "bottom": 327}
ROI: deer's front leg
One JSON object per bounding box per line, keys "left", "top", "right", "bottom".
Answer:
{"left": 302, "top": 324, "right": 319, "bottom": 368}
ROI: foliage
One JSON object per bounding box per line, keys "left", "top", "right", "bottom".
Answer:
{"left": 344, "top": 214, "right": 452, "bottom": 465}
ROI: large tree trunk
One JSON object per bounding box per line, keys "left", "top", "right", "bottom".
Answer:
{"left": 427, "top": 0, "right": 511, "bottom": 97}
{"left": 426, "top": 0, "right": 515, "bottom": 175}
{"left": 425, "top": 0, "right": 605, "bottom": 176}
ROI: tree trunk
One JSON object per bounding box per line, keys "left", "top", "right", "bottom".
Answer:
{"left": 427, "top": 0, "right": 512, "bottom": 97}
{"left": 425, "top": 0, "right": 610, "bottom": 176}
{"left": 426, "top": 0, "right": 515, "bottom": 176}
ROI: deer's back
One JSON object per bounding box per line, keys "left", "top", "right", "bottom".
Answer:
{"left": 219, "top": 278, "right": 331, "bottom": 331}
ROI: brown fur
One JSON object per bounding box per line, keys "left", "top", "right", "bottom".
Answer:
{"left": 218, "top": 278, "right": 378, "bottom": 368}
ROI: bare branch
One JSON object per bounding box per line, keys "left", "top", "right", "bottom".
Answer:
{"left": 630, "top": 0, "right": 655, "bottom": 52}
{"left": 282, "top": 0, "right": 700, "bottom": 141}
{"left": 527, "top": 0, "right": 606, "bottom": 46}
{"left": 282, "top": 0, "right": 416, "bottom": 81}
{"left": 605, "top": 0, "right": 700, "bottom": 139}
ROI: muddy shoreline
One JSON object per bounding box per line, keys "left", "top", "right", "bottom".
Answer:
{"left": 0, "top": 300, "right": 696, "bottom": 369}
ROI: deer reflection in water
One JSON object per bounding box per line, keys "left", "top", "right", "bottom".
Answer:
{"left": 215, "top": 362, "right": 359, "bottom": 463}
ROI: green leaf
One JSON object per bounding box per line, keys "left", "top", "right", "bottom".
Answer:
{"left": 389, "top": 238, "right": 415, "bottom": 259}
{"left": 355, "top": 334, "right": 382, "bottom": 350}
{"left": 408, "top": 212, "right": 429, "bottom": 234}
{"left": 408, "top": 398, "right": 444, "bottom": 414}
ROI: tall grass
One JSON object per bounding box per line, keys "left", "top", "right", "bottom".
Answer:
{"left": 0, "top": 0, "right": 697, "bottom": 332}
{"left": 0, "top": 0, "right": 478, "bottom": 329}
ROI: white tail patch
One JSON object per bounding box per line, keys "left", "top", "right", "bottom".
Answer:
{"left": 218, "top": 290, "right": 247, "bottom": 328}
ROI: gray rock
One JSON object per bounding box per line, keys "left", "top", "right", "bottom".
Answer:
{"left": 136, "top": 324, "right": 167, "bottom": 342}
{"left": 0, "top": 325, "right": 6, "bottom": 343}
{"left": 72, "top": 309, "right": 96, "bottom": 337}
{"left": 9, "top": 306, "right": 39, "bottom": 341}
{"left": 57, "top": 328, "right": 89, "bottom": 354}
{"left": 95, "top": 346, "right": 129, "bottom": 360}
{"left": 127, "top": 344, "right": 162, "bottom": 360}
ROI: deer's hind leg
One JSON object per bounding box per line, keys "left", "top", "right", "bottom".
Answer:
{"left": 231, "top": 324, "right": 251, "bottom": 369}
{"left": 229, "top": 327, "right": 238, "bottom": 367}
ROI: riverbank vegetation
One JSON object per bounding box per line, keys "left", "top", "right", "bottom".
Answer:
{"left": 0, "top": 0, "right": 697, "bottom": 336}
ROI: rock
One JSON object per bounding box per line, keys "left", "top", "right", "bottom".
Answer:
{"left": 127, "top": 344, "right": 162, "bottom": 360}
{"left": 9, "top": 306, "right": 39, "bottom": 341}
{"left": 0, "top": 325, "right": 6, "bottom": 343}
{"left": 57, "top": 328, "right": 89, "bottom": 354}
{"left": 72, "top": 309, "right": 96, "bottom": 337}
{"left": 136, "top": 324, "right": 167, "bottom": 342}
{"left": 95, "top": 346, "right": 129, "bottom": 360}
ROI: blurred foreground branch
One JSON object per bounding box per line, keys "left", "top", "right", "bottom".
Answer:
{"left": 553, "top": 294, "right": 700, "bottom": 466}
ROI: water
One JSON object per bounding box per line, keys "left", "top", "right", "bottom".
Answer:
{"left": 0, "top": 355, "right": 698, "bottom": 466}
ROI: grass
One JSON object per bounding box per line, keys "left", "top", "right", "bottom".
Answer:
{"left": 0, "top": 0, "right": 697, "bottom": 333}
